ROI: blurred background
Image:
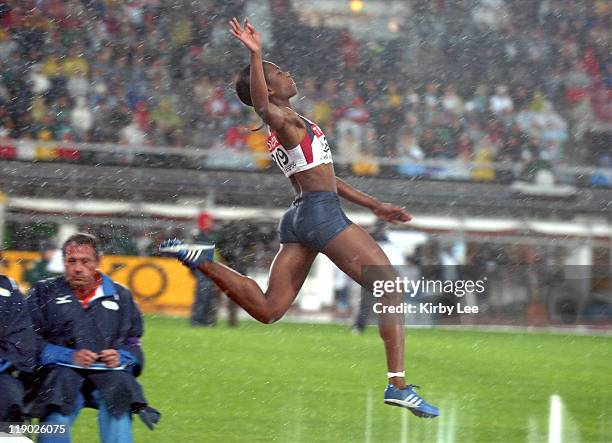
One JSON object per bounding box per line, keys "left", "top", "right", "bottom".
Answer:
{"left": 0, "top": 0, "right": 610, "bottom": 328}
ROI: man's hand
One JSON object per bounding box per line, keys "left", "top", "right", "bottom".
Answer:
{"left": 99, "top": 349, "right": 120, "bottom": 368}
{"left": 229, "top": 17, "right": 262, "bottom": 54}
{"left": 72, "top": 349, "right": 99, "bottom": 368}
{"left": 372, "top": 203, "right": 412, "bottom": 223}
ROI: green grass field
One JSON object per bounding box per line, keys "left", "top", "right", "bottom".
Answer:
{"left": 71, "top": 316, "right": 612, "bottom": 442}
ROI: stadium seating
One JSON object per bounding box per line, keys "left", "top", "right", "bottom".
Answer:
{"left": 0, "top": 0, "right": 609, "bottom": 182}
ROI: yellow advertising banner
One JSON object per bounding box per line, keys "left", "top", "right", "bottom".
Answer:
{"left": 0, "top": 250, "right": 196, "bottom": 314}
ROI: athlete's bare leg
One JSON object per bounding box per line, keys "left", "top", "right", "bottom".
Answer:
{"left": 192, "top": 225, "right": 405, "bottom": 387}
{"left": 321, "top": 224, "right": 406, "bottom": 389}
{"left": 195, "top": 243, "right": 318, "bottom": 323}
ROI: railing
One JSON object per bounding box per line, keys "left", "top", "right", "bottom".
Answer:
{"left": 1, "top": 138, "right": 611, "bottom": 188}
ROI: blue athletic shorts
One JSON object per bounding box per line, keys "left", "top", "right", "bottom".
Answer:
{"left": 278, "top": 191, "right": 353, "bottom": 251}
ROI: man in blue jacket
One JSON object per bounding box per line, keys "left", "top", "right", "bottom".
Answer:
{"left": 27, "top": 233, "right": 159, "bottom": 443}
{"left": 0, "top": 272, "right": 37, "bottom": 425}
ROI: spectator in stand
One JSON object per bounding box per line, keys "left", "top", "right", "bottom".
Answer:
{"left": 423, "top": 82, "right": 440, "bottom": 109}
{"left": 224, "top": 125, "right": 248, "bottom": 150}
{"left": 245, "top": 127, "right": 269, "bottom": 169}
{"left": 120, "top": 119, "right": 147, "bottom": 146}
{"left": 293, "top": 77, "right": 318, "bottom": 120}
{"left": 29, "top": 63, "right": 52, "bottom": 96}
{"left": 133, "top": 101, "right": 151, "bottom": 133}
{"left": 313, "top": 80, "right": 336, "bottom": 128}
{"left": 62, "top": 46, "right": 89, "bottom": 79}
{"left": 337, "top": 129, "right": 361, "bottom": 161}
{"left": 204, "top": 85, "right": 230, "bottom": 130}
{"left": 193, "top": 76, "right": 214, "bottom": 106}
{"left": 590, "top": 154, "right": 612, "bottom": 188}
{"left": 419, "top": 127, "right": 437, "bottom": 158}
{"left": 455, "top": 133, "right": 474, "bottom": 160}
{"left": 397, "top": 130, "right": 427, "bottom": 177}
{"left": 0, "top": 29, "right": 17, "bottom": 64}
{"left": 34, "top": 113, "right": 58, "bottom": 141}
{"left": 70, "top": 97, "right": 93, "bottom": 141}
{"left": 336, "top": 96, "right": 369, "bottom": 152}
{"left": 441, "top": 85, "right": 464, "bottom": 115}
{"left": 108, "top": 102, "right": 133, "bottom": 142}
{"left": 490, "top": 85, "right": 514, "bottom": 114}
{"left": 151, "top": 98, "right": 182, "bottom": 145}
{"left": 538, "top": 102, "right": 568, "bottom": 148}
{"left": 602, "top": 62, "right": 612, "bottom": 89}
{"left": 564, "top": 60, "right": 592, "bottom": 104}
{"left": 397, "top": 131, "right": 425, "bottom": 162}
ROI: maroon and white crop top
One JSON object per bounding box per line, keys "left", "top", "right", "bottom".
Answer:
{"left": 266, "top": 115, "right": 333, "bottom": 177}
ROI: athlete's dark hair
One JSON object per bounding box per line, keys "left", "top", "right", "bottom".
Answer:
{"left": 62, "top": 233, "right": 101, "bottom": 259}
{"left": 236, "top": 65, "right": 254, "bottom": 106}
{"left": 235, "top": 62, "right": 273, "bottom": 131}
{"left": 235, "top": 62, "right": 273, "bottom": 107}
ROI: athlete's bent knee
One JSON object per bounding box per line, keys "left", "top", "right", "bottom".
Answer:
{"left": 254, "top": 304, "right": 285, "bottom": 324}
{"left": 266, "top": 314, "right": 282, "bottom": 324}
{"left": 257, "top": 310, "right": 282, "bottom": 324}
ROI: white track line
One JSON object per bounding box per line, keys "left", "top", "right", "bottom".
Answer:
{"left": 548, "top": 395, "right": 562, "bottom": 443}
{"left": 401, "top": 406, "right": 408, "bottom": 443}
{"left": 436, "top": 400, "right": 446, "bottom": 443}
{"left": 365, "top": 389, "right": 373, "bottom": 443}
{"left": 447, "top": 402, "right": 456, "bottom": 443}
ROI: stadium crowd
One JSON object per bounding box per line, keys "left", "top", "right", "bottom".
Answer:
{"left": 0, "top": 0, "right": 609, "bottom": 176}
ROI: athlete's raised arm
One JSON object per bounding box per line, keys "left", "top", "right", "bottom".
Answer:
{"left": 336, "top": 177, "right": 412, "bottom": 223}
{"left": 229, "top": 18, "right": 286, "bottom": 131}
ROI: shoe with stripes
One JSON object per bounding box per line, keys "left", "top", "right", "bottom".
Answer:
{"left": 384, "top": 384, "right": 439, "bottom": 418}
{"left": 159, "top": 238, "right": 215, "bottom": 268}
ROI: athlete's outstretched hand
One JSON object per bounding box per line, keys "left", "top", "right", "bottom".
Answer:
{"left": 229, "top": 17, "right": 262, "bottom": 54}
{"left": 373, "top": 202, "right": 412, "bottom": 223}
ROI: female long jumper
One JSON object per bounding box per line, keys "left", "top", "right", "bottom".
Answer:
{"left": 161, "top": 18, "right": 439, "bottom": 419}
